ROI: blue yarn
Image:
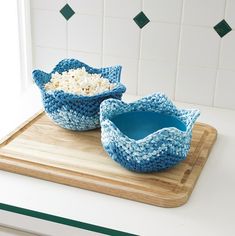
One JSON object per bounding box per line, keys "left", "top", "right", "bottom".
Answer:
{"left": 100, "top": 93, "right": 200, "bottom": 173}
{"left": 33, "top": 59, "right": 126, "bottom": 131}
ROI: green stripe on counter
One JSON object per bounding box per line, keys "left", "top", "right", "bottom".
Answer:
{"left": 0, "top": 203, "right": 137, "bottom": 236}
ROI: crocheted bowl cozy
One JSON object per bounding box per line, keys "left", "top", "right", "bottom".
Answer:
{"left": 32, "top": 59, "right": 126, "bottom": 131}
{"left": 100, "top": 93, "right": 200, "bottom": 173}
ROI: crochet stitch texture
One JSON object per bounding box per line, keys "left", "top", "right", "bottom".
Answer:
{"left": 33, "top": 59, "right": 126, "bottom": 130}
{"left": 100, "top": 93, "right": 200, "bottom": 173}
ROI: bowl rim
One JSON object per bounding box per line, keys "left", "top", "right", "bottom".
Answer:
{"left": 100, "top": 93, "right": 200, "bottom": 143}
{"left": 32, "top": 58, "right": 126, "bottom": 101}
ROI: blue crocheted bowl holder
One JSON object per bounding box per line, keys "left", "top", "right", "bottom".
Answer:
{"left": 32, "top": 59, "right": 126, "bottom": 131}
{"left": 100, "top": 93, "right": 200, "bottom": 173}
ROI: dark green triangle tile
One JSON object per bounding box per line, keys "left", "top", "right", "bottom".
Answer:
{"left": 133, "top": 11, "right": 150, "bottom": 29}
{"left": 60, "top": 4, "right": 75, "bottom": 21}
{"left": 214, "top": 19, "right": 232, "bottom": 38}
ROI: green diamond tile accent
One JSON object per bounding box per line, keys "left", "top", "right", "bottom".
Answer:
{"left": 214, "top": 19, "right": 232, "bottom": 38}
{"left": 133, "top": 11, "right": 150, "bottom": 29}
{"left": 60, "top": 4, "right": 75, "bottom": 21}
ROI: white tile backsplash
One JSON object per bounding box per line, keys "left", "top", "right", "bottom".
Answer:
{"left": 103, "top": 17, "right": 140, "bottom": 58}
{"left": 141, "top": 22, "right": 180, "bottom": 62}
{"left": 30, "top": 0, "right": 235, "bottom": 110}
{"left": 175, "top": 66, "right": 217, "bottom": 106}
{"left": 68, "top": 0, "right": 103, "bottom": 16}
{"left": 31, "top": 0, "right": 66, "bottom": 11}
{"left": 183, "top": 0, "right": 226, "bottom": 27}
{"left": 68, "top": 14, "right": 103, "bottom": 53}
{"left": 33, "top": 47, "right": 67, "bottom": 72}
{"left": 143, "top": 0, "right": 183, "bottom": 23}
{"left": 214, "top": 69, "right": 235, "bottom": 109}
{"left": 179, "top": 26, "right": 220, "bottom": 67}
{"left": 103, "top": 56, "right": 138, "bottom": 94}
{"left": 226, "top": 0, "right": 235, "bottom": 28}
{"left": 105, "top": 0, "right": 141, "bottom": 19}
{"left": 220, "top": 31, "right": 235, "bottom": 70}
{"left": 138, "top": 60, "right": 176, "bottom": 99}
{"left": 68, "top": 51, "right": 102, "bottom": 68}
{"left": 31, "top": 9, "right": 67, "bottom": 48}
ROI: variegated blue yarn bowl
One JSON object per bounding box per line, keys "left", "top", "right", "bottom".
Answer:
{"left": 32, "top": 59, "right": 126, "bottom": 131}
{"left": 100, "top": 93, "right": 200, "bottom": 173}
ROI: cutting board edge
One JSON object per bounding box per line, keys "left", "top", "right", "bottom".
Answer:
{"left": 0, "top": 110, "right": 44, "bottom": 147}
{"left": 184, "top": 124, "right": 217, "bottom": 198}
{"left": 0, "top": 154, "right": 191, "bottom": 208}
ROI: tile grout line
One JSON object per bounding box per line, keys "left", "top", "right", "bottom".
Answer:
{"left": 212, "top": 0, "right": 228, "bottom": 106}
{"left": 34, "top": 44, "right": 99, "bottom": 55}
{"left": 33, "top": 43, "right": 235, "bottom": 72}
{"left": 136, "top": 0, "right": 144, "bottom": 95}
{"left": 66, "top": 18, "right": 68, "bottom": 57}
{"left": 101, "top": 0, "right": 105, "bottom": 67}
{"left": 32, "top": 8, "right": 235, "bottom": 30}
{"left": 173, "top": 0, "right": 185, "bottom": 100}
{"left": 66, "top": 0, "right": 69, "bottom": 58}
{"left": 32, "top": 8, "right": 235, "bottom": 31}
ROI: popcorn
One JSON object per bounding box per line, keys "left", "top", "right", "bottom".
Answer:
{"left": 45, "top": 67, "right": 116, "bottom": 96}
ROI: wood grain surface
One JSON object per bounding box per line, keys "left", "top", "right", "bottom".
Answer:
{"left": 0, "top": 112, "right": 217, "bottom": 207}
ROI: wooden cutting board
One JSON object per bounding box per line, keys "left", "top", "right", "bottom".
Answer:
{"left": 0, "top": 111, "right": 217, "bottom": 208}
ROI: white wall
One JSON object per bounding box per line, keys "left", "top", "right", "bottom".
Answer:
{"left": 0, "top": 1, "right": 22, "bottom": 98}
{"left": 30, "top": 0, "right": 235, "bottom": 110}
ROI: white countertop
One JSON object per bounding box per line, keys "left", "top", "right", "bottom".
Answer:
{"left": 0, "top": 94, "right": 235, "bottom": 236}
